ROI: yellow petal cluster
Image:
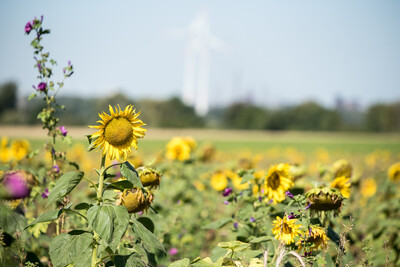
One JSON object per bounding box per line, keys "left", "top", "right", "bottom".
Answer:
{"left": 272, "top": 216, "right": 301, "bottom": 244}
{"left": 166, "top": 137, "right": 196, "bottom": 161}
{"left": 262, "top": 163, "right": 293, "bottom": 203}
{"left": 330, "top": 176, "right": 351, "bottom": 198}
{"left": 89, "top": 105, "right": 146, "bottom": 160}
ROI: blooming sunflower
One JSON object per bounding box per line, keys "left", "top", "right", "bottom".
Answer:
{"left": 263, "top": 163, "right": 293, "bottom": 203}
{"left": 330, "top": 176, "right": 351, "bottom": 198}
{"left": 360, "top": 177, "right": 377, "bottom": 198}
{"left": 388, "top": 162, "right": 400, "bottom": 182}
{"left": 210, "top": 172, "right": 228, "bottom": 191}
{"left": 89, "top": 105, "right": 146, "bottom": 160}
{"left": 166, "top": 137, "right": 192, "bottom": 161}
{"left": 272, "top": 216, "right": 301, "bottom": 245}
{"left": 298, "top": 226, "right": 328, "bottom": 252}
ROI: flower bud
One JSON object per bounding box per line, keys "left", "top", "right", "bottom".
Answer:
{"left": 139, "top": 168, "right": 161, "bottom": 189}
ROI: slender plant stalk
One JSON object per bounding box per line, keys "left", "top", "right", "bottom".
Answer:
{"left": 92, "top": 154, "right": 107, "bottom": 267}
{"left": 91, "top": 232, "right": 99, "bottom": 267}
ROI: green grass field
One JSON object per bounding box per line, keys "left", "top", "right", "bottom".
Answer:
{"left": 17, "top": 127, "right": 400, "bottom": 157}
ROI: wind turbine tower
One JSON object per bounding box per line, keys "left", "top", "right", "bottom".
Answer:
{"left": 180, "top": 8, "right": 224, "bottom": 116}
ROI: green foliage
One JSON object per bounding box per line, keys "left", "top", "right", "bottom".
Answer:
{"left": 46, "top": 171, "right": 84, "bottom": 205}
{"left": 87, "top": 205, "right": 130, "bottom": 249}
{"left": 49, "top": 231, "right": 93, "bottom": 267}
{"left": 366, "top": 102, "right": 400, "bottom": 131}
{"left": 0, "top": 82, "right": 17, "bottom": 114}
{"left": 131, "top": 217, "right": 165, "bottom": 253}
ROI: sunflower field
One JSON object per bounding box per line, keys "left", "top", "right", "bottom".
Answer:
{"left": 1, "top": 16, "right": 400, "bottom": 267}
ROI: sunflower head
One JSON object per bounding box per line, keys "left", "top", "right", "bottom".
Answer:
{"left": 119, "top": 187, "right": 154, "bottom": 213}
{"left": 330, "top": 176, "right": 351, "bottom": 198}
{"left": 89, "top": 105, "right": 146, "bottom": 160}
{"left": 360, "top": 177, "right": 377, "bottom": 198}
{"left": 332, "top": 159, "right": 352, "bottom": 178}
{"left": 298, "top": 226, "right": 328, "bottom": 252}
{"left": 271, "top": 216, "right": 301, "bottom": 245}
{"left": 166, "top": 137, "right": 192, "bottom": 161}
{"left": 210, "top": 172, "right": 228, "bottom": 191}
{"left": 306, "top": 187, "right": 343, "bottom": 216}
{"left": 10, "top": 139, "right": 30, "bottom": 161}
{"left": 388, "top": 162, "right": 400, "bottom": 182}
{"left": 139, "top": 168, "right": 161, "bottom": 189}
{"left": 263, "top": 163, "right": 293, "bottom": 203}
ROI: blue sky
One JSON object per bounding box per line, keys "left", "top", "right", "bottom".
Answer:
{"left": 1, "top": 0, "right": 400, "bottom": 108}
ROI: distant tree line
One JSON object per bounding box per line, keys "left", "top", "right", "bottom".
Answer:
{"left": 0, "top": 82, "right": 399, "bottom": 132}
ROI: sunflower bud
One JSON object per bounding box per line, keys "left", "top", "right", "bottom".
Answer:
{"left": 332, "top": 159, "right": 352, "bottom": 178}
{"left": 306, "top": 187, "right": 343, "bottom": 216}
{"left": 139, "top": 168, "right": 161, "bottom": 189}
{"left": 120, "top": 187, "right": 154, "bottom": 213}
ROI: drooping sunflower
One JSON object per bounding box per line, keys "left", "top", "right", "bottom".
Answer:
{"left": 89, "top": 105, "right": 146, "bottom": 160}
{"left": 263, "top": 163, "right": 293, "bottom": 203}
{"left": 388, "top": 162, "right": 400, "bottom": 182}
{"left": 332, "top": 159, "right": 353, "bottom": 178}
{"left": 298, "top": 226, "right": 328, "bottom": 252}
{"left": 272, "top": 216, "right": 301, "bottom": 245}
{"left": 330, "top": 176, "right": 351, "bottom": 198}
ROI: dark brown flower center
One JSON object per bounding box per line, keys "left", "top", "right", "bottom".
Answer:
{"left": 268, "top": 172, "right": 281, "bottom": 190}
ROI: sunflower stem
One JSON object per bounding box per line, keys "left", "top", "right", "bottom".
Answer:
{"left": 91, "top": 232, "right": 99, "bottom": 267}
{"left": 97, "top": 155, "right": 106, "bottom": 205}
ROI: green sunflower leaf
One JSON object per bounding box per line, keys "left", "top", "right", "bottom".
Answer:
{"left": 24, "top": 209, "right": 63, "bottom": 230}
{"left": 46, "top": 171, "right": 84, "bottom": 206}
{"left": 87, "top": 205, "right": 129, "bottom": 250}
{"left": 169, "top": 258, "right": 190, "bottom": 267}
{"left": 121, "top": 162, "right": 143, "bottom": 189}
{"left": 202, "top": 218, "right": 232, "bottom": 230}
{"left": 49, "top": 230, "right": 93, "bottom": 267}
{"left": 131, "top": 217, "right": 165, "bottom": 253}
{"left": 114, "top": 253, "right": 147, "bottom": 267}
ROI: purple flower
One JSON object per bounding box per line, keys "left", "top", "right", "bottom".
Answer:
{"left": 115, "top": 171, "right": 122, "bottom": 179}
{"left": 41, "top": 188, "right": 49, "bottom": 199}
{"left": 37, "top": 82, "right": 47, "bottom": 91}
{"left": 233, "top": 222, "right": 239, "bottom": 229}
{"left": 52, "top": 165, "right": 60, "bottom": 173}
{"left": 302, "top": 251, "right": 312, "bottom": 257}
{"left": 3, "top": 173, "right": 31, "bottom": 199}
{"left": 250, "top": 217, "right": 256, "bottom": 223}
{"left": 288, "top": 212, "right": 296, "bottom": 219}
{"left": 168, "top": 248, "right": 178, "bottom": 256}
{"left": 25, "top": 21, "right": 33, "bottom": 34}
{"left": 304, "top": 203, "right": 311, "bottom": 210}
{"left": 68, "top": 60, "right": 72, "bottom": 66}
{"left": 308, "top": 228, "right": 312, "bottom": 236}
{"left": 268, "top": 199, "right": 273, "bottom": 204}
{"left": 285, "top": 191, "right": 294, "bottom": 198}
{"left": 60, "top": 126, "right": 67, "bottom": 136}
{"left": 223, "top": 200, "right": 229, "bottom": 205}
{"left": 258, "top": 196, "right": 262, "bottom": 202}
{"left": 223, "top": 187, "right": 232, "bottom": 197}
{"left": 37, "top": 63, "right": 42, "bottom": 71}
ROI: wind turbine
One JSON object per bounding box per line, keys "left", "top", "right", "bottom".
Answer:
{"left": 166, "top": 8, "right": 227, "bottom": 116}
